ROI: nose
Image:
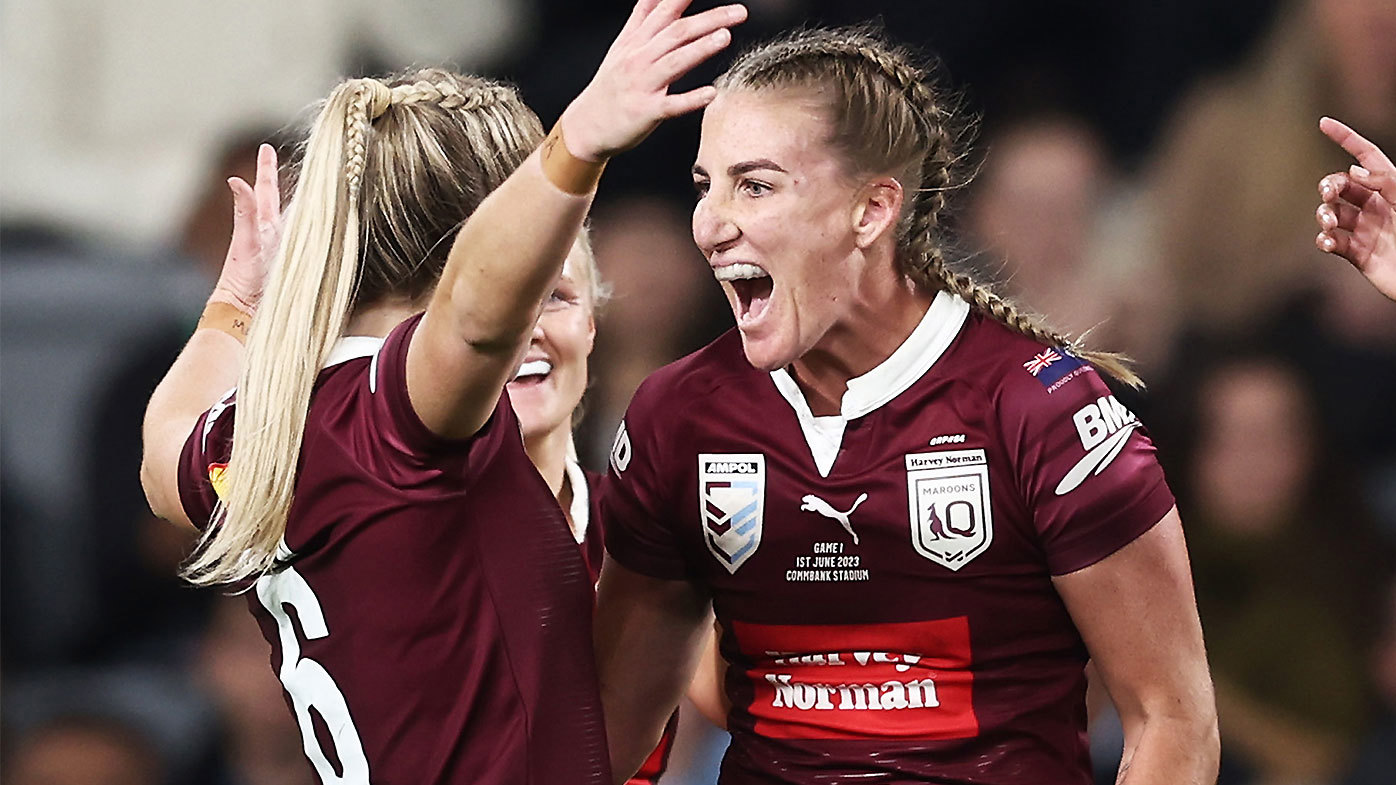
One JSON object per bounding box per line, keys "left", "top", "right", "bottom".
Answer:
{"left": 693, "top": 194, "right": 739, "bottom": 256}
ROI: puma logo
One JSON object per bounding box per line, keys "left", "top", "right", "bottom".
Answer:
{"left": 800, "top": 493, "right": 868, "bottom": 545}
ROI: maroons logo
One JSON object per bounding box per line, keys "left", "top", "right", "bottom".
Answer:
{"left": 698, "top": 453, "right": 765, "bottom": 574}
{"left": 905, "top": 449, "right": 993, "bottom": 571}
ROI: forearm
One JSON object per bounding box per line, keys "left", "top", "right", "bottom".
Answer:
{"left": 141, "top": 324, "right": 245, "bottom": 526}
{"left": 1116, "top": 710, "right": 1219, "bottom": 785}
{"left": 684, "top": 620, "right": 731, "bottom": 729}
{"left": 433, "top": 140, "right": 596, "bottom": 351}
{"left": 594, "top": 563, "right": 710, "bottom": 783}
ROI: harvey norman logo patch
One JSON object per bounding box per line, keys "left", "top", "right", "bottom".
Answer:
{"left": 731, "top": 617, "right": 977, "bottom": 741}
{"left": 1055, "top": 394, "right": 1141, "bottom": 495}
{"left": 905, "top": 449, "right": 993, "bottom": 571}
{"left": 699, "top": 454, "right": 765, "bottom": 574}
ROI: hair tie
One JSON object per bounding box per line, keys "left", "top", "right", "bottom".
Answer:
{"left": 363, "top": 79, "right": 393, "bottom": 120}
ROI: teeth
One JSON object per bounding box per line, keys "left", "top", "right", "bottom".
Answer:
{"left": 713, "top": 263, "right": 770, "bottom": 282}
{"left": 513, "top": 359, "right": 552, "bottom": 380}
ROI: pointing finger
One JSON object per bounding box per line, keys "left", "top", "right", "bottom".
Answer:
{"left": 1320, "top": 116, "right": 1396, "bottom": 172}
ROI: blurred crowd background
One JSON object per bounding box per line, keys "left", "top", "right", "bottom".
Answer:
{"left": 2, "top": 1, "right": 1395, "bottom": 783}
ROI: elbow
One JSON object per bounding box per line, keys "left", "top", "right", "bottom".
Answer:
{"left": 139, "top": 453, "right": 173, "bottom": 522}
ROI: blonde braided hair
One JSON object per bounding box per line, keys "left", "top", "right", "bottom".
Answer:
{"left": 184, "top": 69, "right": 543, "bottom": 586}
{"left": 717, "top": 28, "right": 1141, "bottom": 387}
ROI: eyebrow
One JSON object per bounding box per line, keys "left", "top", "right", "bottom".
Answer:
{"left": 691, "top": 159, "right": 789, "bottom": 178}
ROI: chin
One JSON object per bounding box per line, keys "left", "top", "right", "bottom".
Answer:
{"left": 738, "top": 334, "right": 796, "bottom": 373}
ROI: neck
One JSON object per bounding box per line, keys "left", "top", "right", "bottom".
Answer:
{"left": 345, "top": 296, "right": 427, "bottom": 338}
{"left": 524, "top": 424, "right": 572, "bottom": 499}
{"left": 790, "top": 274, "right": 933, "bottom": 417}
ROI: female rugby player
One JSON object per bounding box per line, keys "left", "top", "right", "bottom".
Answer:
{"left": 595, "top": 26, "right": 1218, "bottom": 784}
{"left": 139, "top": 2, "right": 748, "bottom": 782}
{"left": 506, "top": 234, "right": 683, "bottom": 784}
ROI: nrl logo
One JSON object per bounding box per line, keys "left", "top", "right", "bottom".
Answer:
{"left": 904, "top": 449, "right": 994, "bottom": 571}
{"left": 699, "top": 453, "right": 765, "bottom": 574}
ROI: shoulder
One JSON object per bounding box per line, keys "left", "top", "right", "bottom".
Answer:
{"left": 946, "top": 313, "right": 1116, "bottom": 423}
{"left": 627, "top": 329, "right": 750, "bottom": 422}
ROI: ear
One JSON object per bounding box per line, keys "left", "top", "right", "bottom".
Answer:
{"left": 851, "top": 177, "right": 904, "bottom": 250}
{"left": 585, "top": 312, "right": 597, "bottom": 355}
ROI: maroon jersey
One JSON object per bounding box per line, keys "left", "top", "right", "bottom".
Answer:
{"left": 570, "top": 463, "right": 676, "bottom": 785}
{"left": 178, "top": 314, "right": 610, "bottom": 785}
{"left": 601, "top": 292, "right": 1176, "bottom": 784}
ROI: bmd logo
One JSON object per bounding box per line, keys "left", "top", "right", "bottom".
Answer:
{"left": 1055, "top": 395, "right": 1141, "bottom": 495}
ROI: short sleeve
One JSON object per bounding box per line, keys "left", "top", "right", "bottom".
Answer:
{"left": 177, "top": 388, "right": 237, "bottom": 529}
{"left": 599, "top": 379, "right": 691, "bottom": 580}
{"left": 997, "top": 358, "right": 1175, "bottom": 575}
{"left": 358, "top": 313, "right": 509, "bottom": 481}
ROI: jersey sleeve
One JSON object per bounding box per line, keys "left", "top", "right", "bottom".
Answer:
{"left": 177, "top": 388, "right": 237, "bottom": 529}
{"left": 599, "top": 377, "right": 691, "bottom": 580}
{"left": 361, "top": 312, "right": 509, "bottom": 480}
{"left": 996, "top": 358, "right": 1176, "bottom": 575}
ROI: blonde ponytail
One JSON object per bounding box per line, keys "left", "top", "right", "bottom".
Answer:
{"left": 183, "top": 80, "right": 381, "bottom": 585}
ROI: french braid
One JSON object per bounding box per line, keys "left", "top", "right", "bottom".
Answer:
{"left": 719, "top": 28, "right": 1141, "bottom": 387}
{"left": 183, "top": 68, "right": 543, "bottom": 585}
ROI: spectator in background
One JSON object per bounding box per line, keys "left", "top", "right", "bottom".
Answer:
{"left": 1140, "top": 0, "right": 1396, "bottom": 334}
{"left": 963, "top": 114, "right": 1179, "bottom": 374}
{"left": 1340, "top": 578, "right": 1396, "bottom": 785}
{"left": 1174, "top": 354, "right": 1388, "bottom": 785}
{"left": 84, "top": 128, "right": 291, "bottom": 666}
{"left": 194, "top": 597, "right": 314, "bottom": 785}
{"left": 4, "top": 714, "right": 165, "bottom": 785}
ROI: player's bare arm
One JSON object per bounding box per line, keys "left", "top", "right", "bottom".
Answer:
{"left": 408, "top": 0, "right": 748, "bottom": 439}
{"left": 1315, "top": 116, "right": 1396, "bottom": 301}
{"left": 141, "top": 144, "right": 281, "bottom": 528}
{"left": 594, "top": 559, "right": 712, "bottom": 783}
{"left": 1053, "top": 507, "right": 1219, "bottom": 784}
{"left": 684, "top": 619, "right": 731, "bottom": 729}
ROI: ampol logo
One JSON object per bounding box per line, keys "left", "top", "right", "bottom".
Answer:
{"left": 1055, "top": 395, "right": 1141, "bottom": 495}
{"left": 699, "top": 453, "right": 765, "bottom": 573}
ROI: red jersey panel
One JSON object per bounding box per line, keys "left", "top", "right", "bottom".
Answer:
{"left": 178, "top": 315, "right": 610, "bottom": 785}
{"left": 601, "top": 292, "right": 1176, "bottom": 784}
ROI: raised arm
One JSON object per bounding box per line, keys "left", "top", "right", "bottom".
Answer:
{"left": 407, "top": 0, "right": 748, "bottom": 438}
{"left": 594, "top": 559, "right": 713, "bottom": 783}
{"left": 141, "top": 145, "right": 281, "bottom": 528}
{"left": 1315, "top": 116, "right": 1396, "bottom": 301}
{"left": 1053, "top": 507, "right": 1219, "bottom": 784}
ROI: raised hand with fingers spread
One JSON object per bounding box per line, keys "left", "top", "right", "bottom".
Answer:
{"left": 1316, "top": 117, "right": 1396, "bottom": 301}
{"left": 560, "top": 0, "right": 748, "bottom": 163}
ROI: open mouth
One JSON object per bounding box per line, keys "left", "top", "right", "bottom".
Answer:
{"left": 510, "top": 358, "right": 553, "bottom": 387}
{"left": 714, "top": 263, "right": 773, "bottom": 326}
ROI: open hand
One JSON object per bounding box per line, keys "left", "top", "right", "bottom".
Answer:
{"left": 560, "top": 0, "right": 747, "bottom": 161}
{"left": 211, "top": 143, "right": 282, "bottom": 312}
{"left": 1316, "top": 117, "right": 1396, "bottom": 301}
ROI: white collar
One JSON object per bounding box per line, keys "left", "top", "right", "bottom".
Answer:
{"left": 767, "top": 291, "right": 969, "bottom": 477}
{"left": 563, "top": 450, "right": 589, "bottom": 545}
{"left": 324, "top": 335, "right": 385, "bottom": 368}
{"left": 770, "top": 290, "right": 970, "bottom": 420}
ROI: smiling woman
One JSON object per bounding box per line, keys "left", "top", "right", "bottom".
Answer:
{"left": 595, "top": 25, "right": 1218, "bottom": 785}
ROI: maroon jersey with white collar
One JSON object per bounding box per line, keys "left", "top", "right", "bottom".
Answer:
{"left": 601, "top": 292, "right": 1175, "bottom": 784}
{"left": 178, "top": 314, "right": 610, "bottom": 785}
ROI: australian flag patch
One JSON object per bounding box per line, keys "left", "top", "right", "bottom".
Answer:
{"left": 1023, "top": 347, "right": 1088, "bottom": 391}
